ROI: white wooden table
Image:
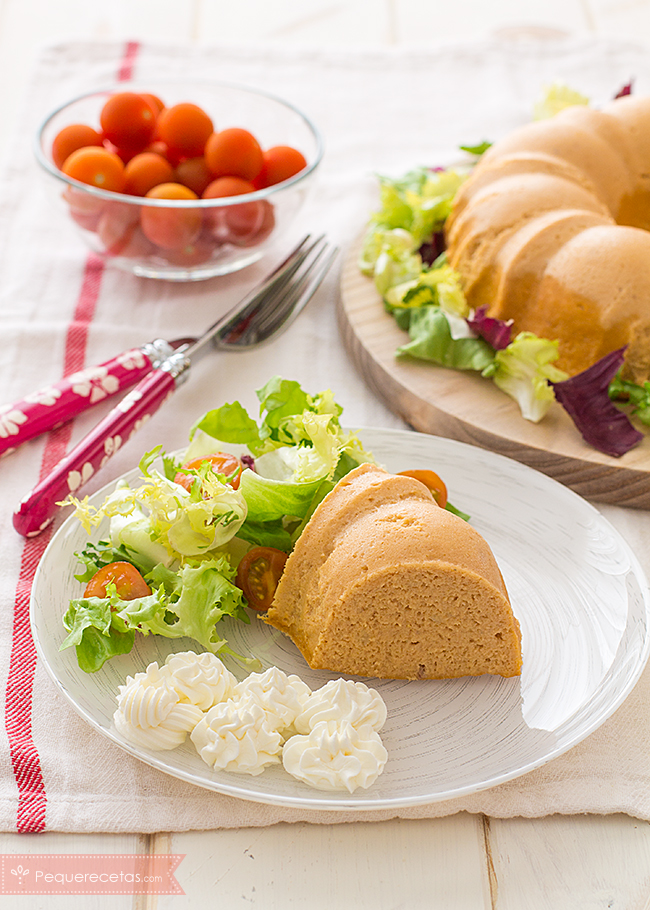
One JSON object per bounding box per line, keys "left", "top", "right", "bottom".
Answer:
{"left": 3, "top": 2, "right": 650, "bottom": 907}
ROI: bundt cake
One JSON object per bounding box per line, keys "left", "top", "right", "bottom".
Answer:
{"left": 445, "top": 95, "right": 650, "bottom": 383}
{"left": 264, "top": 463, "right": 522, "bottom": 680}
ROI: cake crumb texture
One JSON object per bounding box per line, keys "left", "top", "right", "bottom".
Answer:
{"left": 265, "top": 464, "right": 522, "bottom": 680}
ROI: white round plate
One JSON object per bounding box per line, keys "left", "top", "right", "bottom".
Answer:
{"left": 30, "top": 427, "right": 650, "bottom": 810}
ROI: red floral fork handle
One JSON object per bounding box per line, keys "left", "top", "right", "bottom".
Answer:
{"left": 12, "top": 357, "right": 188, "bottom": 538}
{"left": 0, "top": 338, "right": 187, "bottom": 459}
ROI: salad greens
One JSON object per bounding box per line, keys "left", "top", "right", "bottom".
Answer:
{"left": 62, "top": 377, "right": 374, "bottom": 673}
{"left": 533, "top": 81, "right": 589, "bottom": 121}
{"left": 359, "top": 164, "right": 570, "bottom": 425}
{"left": 359, "top": 81, "right": 650, "bottom": 456}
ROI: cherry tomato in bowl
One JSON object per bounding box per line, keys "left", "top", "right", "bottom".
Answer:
{"left": 35, "top": 82, "right": 323, "bottom": 279}
{"left": 235, "top": 547, "right": 288, "bottom": 612}
{"left": 140, "top": 182, "right": 202, "bottom": 250}
{"left": 84, "top": 562, "right": 152, "bottom": 600}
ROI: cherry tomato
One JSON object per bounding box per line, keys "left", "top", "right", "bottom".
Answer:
{"left": 51, "top": 123, "right": 103, "bottom": 170}
{"left": 227, "top": 199, "right": 275, "bottom": 247}
{"left": 156, "top": 102, "right": 214, "bottom": 158}
{"left": 123, "top": 152, "right": 175, "bottom": 196}
{"left": 202, "top": 176, "right": 255, "bottom": 198}
{"left": 398, "top": 470, "right": 448, "bottom": 508}
{"left": 163, "top": 234, "right": 217, "bottom": 267}
{"left": 97, "top": 202, "right": 141, "bottom": 254}
{"left": 174, "top": 156, "right": 213, "bottom": 196}
{"left": 102, "top": 139, "right": 140, "bottom": 165}
{"left": 63, "top": 186, "right": 107, "bottom": 231}
{"left": 144, "top": 138, "right": 172, "bottom": 158}
{"left": 140, "top": 182, "right": 201, "bottom": 250}
{"left": 100, "top": 91, "right": 157, "bottom": 152}
{"left": 202, "top": 176, "right": 257, "bottom": 237}
{"left": 252, "top": 145, "right": 307, "bottom": 189}
{"left": 174, "top": 452, "right": 243, "bottom": 491}
{"left": 204, "top": 128, "right": 263, "bottom": 181}
{"left": 84, "top": 561, "right": 152, "bottom": 600}
{"left": 235, "top": 547, "right": 288, "bottom": 612}
{"left": 62, "top": 146, "right": 126, "bottom": 192}
{"left": 140, "top": 92, "right": 165, "bottom": 116}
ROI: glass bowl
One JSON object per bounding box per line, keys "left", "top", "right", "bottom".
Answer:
{"left": 34, "top": 81, "right": 323, "bottom": 281}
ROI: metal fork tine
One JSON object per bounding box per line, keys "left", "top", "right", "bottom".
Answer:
{"left": 216, "top": 238, "right": 337, "bottom": 349}
{"left": 211, "top": 235, "right": 315, "bottom": 344}
{"left": 243, "top": 236, "right": 328, "bottom": 335}
{"left": 250, "top": 242, "right": 335, "bottom": 339}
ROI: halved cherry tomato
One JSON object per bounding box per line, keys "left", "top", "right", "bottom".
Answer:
{"left": 174, "top": 452, "right": 243, "bottom": 492}
{"left": 84, "top": 561, "right": 152, "bottom": 600}
{"left": 398, "top": 469, "right": 448, "bottom": 508}
{"left": 235, "top": 547, "right": 288, "bottom": 611}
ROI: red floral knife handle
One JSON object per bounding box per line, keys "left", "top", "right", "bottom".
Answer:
{"left": 0, "top": 339, "right": 181, "bottom": 459}
{"left": 13, "top": 354, "right": 189, "bottom": 538}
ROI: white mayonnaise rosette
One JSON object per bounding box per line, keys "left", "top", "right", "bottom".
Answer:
{"left": 293, "top": 678, "right": 387, "bottom": 735}
{"left": 282, "top": 720, "right": 388, "bottom": 793}
{"left": 233, "top": 666, "right": 312, "bottom": 734}
{"left": 190, "top": 695, "right": 283, "bottom": 776}
{"left": 164, "top": 651, "right": 237, "bottom": 711}
{"left": 113, "top": 661, "right": 203, "bottom": 751}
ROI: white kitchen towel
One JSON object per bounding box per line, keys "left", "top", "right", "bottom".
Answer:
{"left": 2, "top": 36, "right": 650, "bottom": 832}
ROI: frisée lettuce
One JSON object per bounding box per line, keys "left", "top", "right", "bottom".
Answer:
{"left": 62, "top": 556, "right": 248, "bottom": 674}
{"left": 62, "top": 377, "right": 374, "bottom": 672}
{"left": 358, "top": 83, "right": 650, "bottom": 454}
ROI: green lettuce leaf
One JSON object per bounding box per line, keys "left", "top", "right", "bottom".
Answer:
{"left": 533, "top": 82, "right": 589, "bottom": 120}
{"left": 238, "top": 471, "right": 322, "bottom": 522}
{"left": 482, "top": 332, "right": 569, "bottom": 422}
{"left": 384, "top": 263, "right": 469, "bottom": 317}
{"left": 397, "top": 306, "right": 496, "bottom": 372}
{"left": 61, "top": 595, "right": 135, "bottom": 673}
{"left": 61, "top": 557, "right": 248, "bottom": 673}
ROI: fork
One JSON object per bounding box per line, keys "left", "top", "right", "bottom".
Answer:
{"left": 0, "top": 235, "right": 328, "bottom": 459}
{"left": 13, "top": 235, "right": 338, "bottom": 538}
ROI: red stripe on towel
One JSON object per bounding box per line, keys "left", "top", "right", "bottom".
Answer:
{"left": 116, "top": 40, "right": 141, "bottom": 83}
{"left": 6, "top": 41, "right": 140, "bottom": 833}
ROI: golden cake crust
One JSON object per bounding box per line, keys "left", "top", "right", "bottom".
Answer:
{"left": 265, "top": 464, "right": 522, "bottom": 681}
{"left": 445, "top": 96, "right": 650, "bottom": 380}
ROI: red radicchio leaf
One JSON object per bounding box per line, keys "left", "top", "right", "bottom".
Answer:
{"left": 614, "top": 80, "right": 633, "bottom": 98}
{"left": 550, "top": 347, "right": 643, "bottom": 457}
{"left": 466, "top": 306, "right": 512, "bottom": 350}
{"left": 240, "top": 454, "right": 256, "bottom": 471}
{"left": 419, "top": 231, "right": 446, "bottom": 266}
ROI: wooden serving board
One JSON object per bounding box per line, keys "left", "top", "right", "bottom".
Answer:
{"left": 339, "top": 234, "right": 650, "bottom": 509}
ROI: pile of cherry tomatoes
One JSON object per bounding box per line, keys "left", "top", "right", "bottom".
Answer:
{"left": 51, "top": 90, "right": 308, "bottom": 264}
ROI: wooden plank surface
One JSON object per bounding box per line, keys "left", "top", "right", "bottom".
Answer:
{"left": 339, "top": 232, "right": 650, "bottom": 509}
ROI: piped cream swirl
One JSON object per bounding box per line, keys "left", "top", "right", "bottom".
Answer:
{"left": 190, "top": 697, "right": 283, "bottom": 775}
{"left": 294, "top": 678, "right": 387, "bottom": 735}
{"left": 113, "top": 662, "right": 203, "bottom": 751}
{"left": 282, "top": 721, "right": 388, "bottom": 792}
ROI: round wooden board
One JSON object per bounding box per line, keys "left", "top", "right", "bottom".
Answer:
{"left": 338, "top": 234, "right": 650, "bottom": 509}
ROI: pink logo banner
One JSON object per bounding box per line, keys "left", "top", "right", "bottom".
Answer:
{"left": 0, "top": 854, "right": 185, "bottom": 895}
